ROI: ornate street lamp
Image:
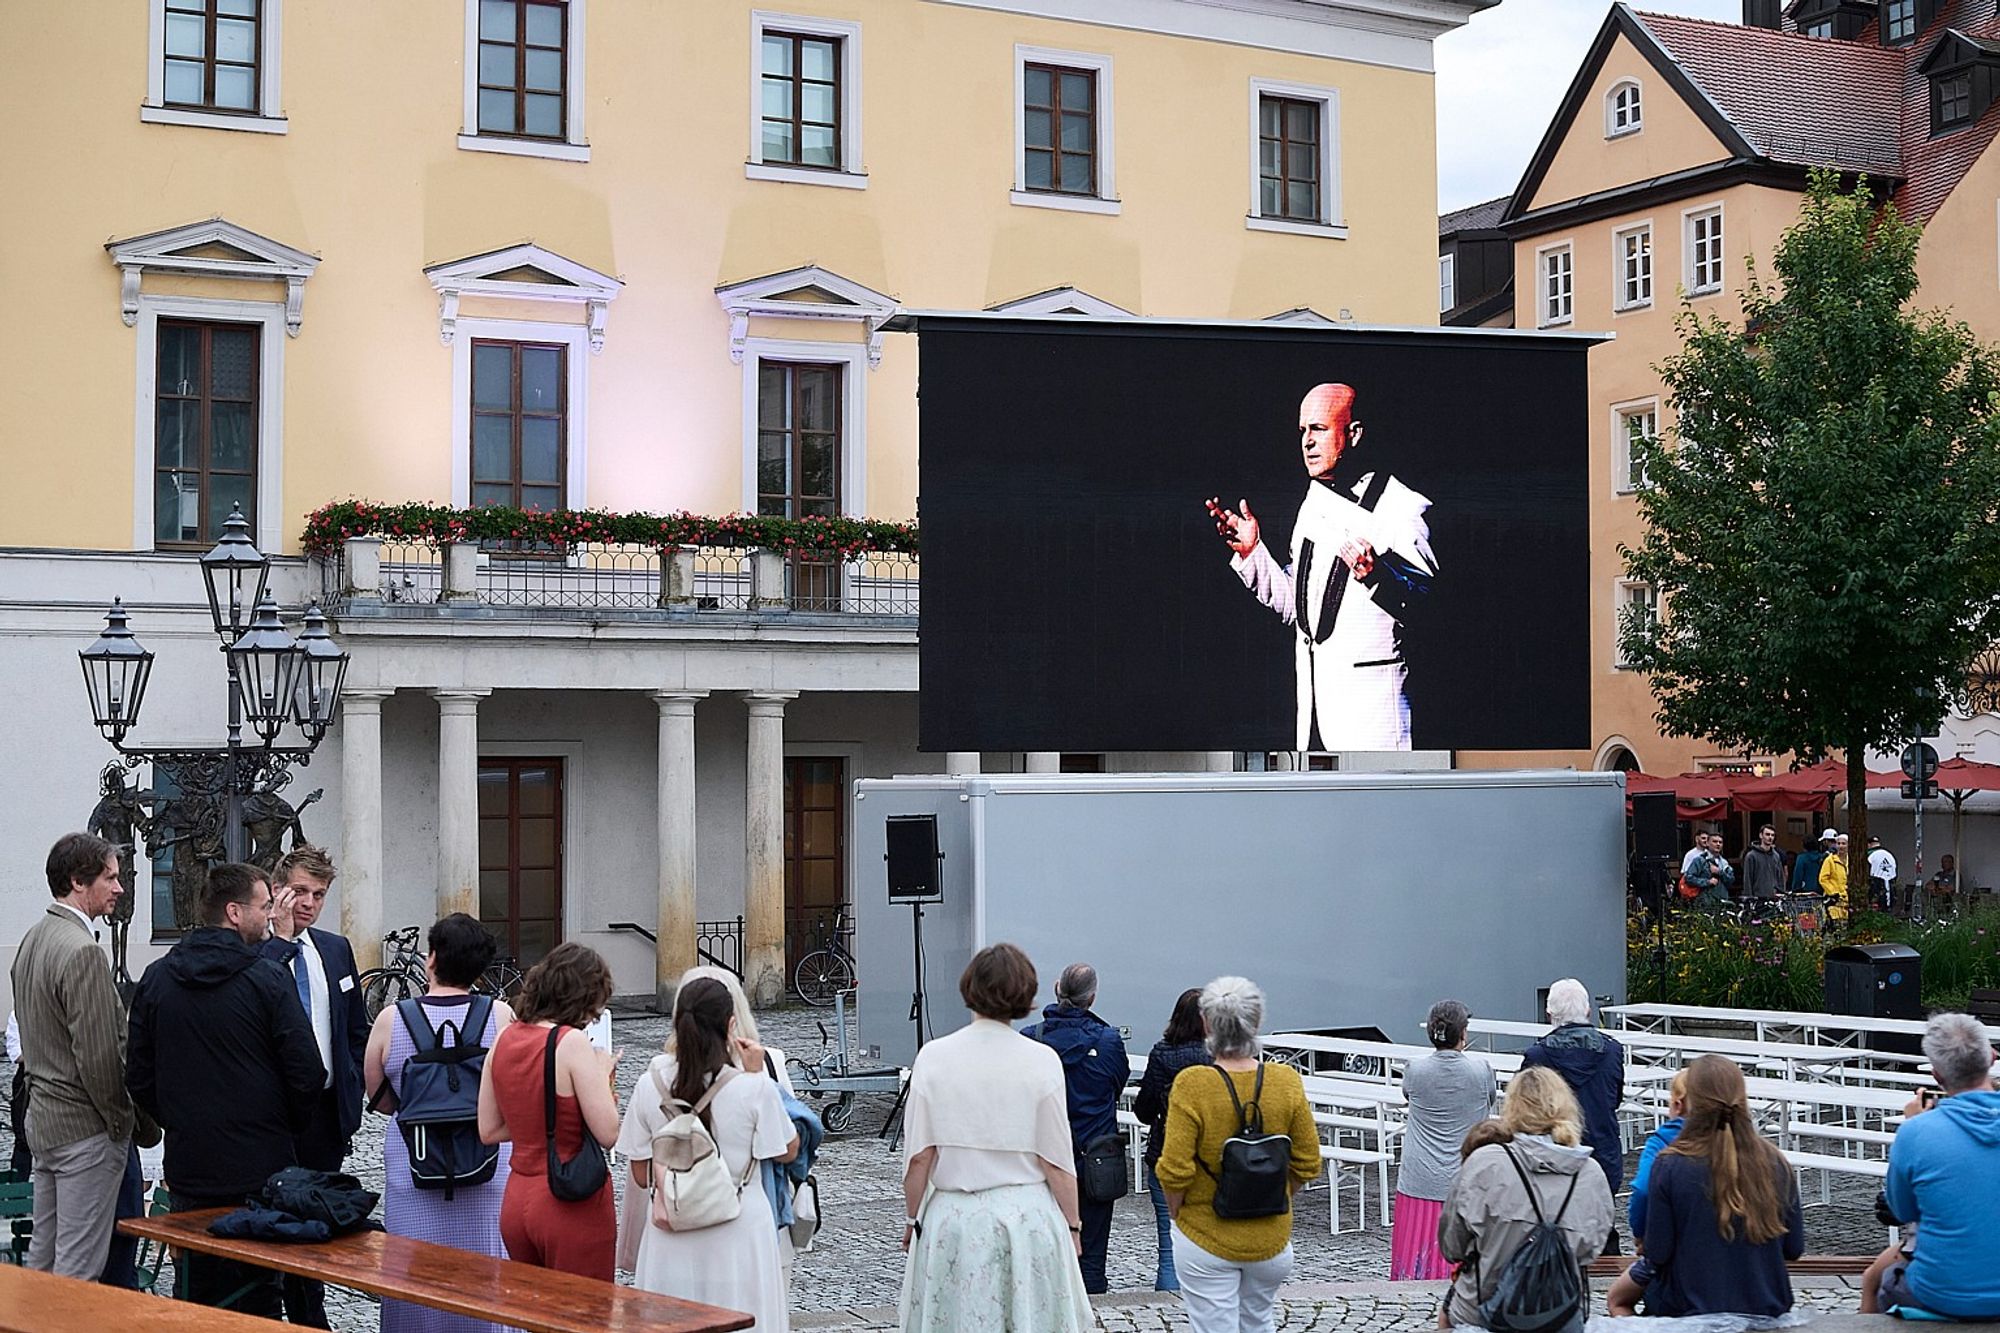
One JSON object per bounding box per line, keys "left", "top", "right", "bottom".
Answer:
{"left": 78, "top": 599, "right": 154, "bottom": 745}
{"left": 199, "top": 504, "right": 270, "bottom": 641}
{"left": 290, "top": 602, "right": 349, "bottom": 743}
{"left": 229, "top": 591, "right": 303, "bottom": 743}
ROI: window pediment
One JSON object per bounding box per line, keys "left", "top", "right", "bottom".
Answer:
{"left": 988, "top": 286, "right": 1132, "bottom": 317}
{"left": 424, "top": 243, "right": 623, "bottom": 353}
{"left": 716, "top": 265, "right": 899, "bottom": 368}
{"left": 106, "top": 217, "right": 320, "bottom": 336}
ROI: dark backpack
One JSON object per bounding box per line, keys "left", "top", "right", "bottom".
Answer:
{"left": 1199, "top": 1064, "right": 1290, "bottom": 1219}
{"left": 393, "top": 995, "right": 498, "bottom": 1200}
{"left": 1477, "top": 1146, "right": 1585, "bottom": 1333}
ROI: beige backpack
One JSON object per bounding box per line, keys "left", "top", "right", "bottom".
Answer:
{"left": 647, "top": 1064, "right": 755, "bottom": 1232}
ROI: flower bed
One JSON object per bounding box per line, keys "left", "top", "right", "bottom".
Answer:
{"left": 302, "top": 500, "right": 920, "bottom": 559}
{"left": 1628, "top": 900, "right": 2000, "bottom": 1012}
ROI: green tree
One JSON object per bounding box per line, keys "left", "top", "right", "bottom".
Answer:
{"left": 1621, "top": 171, "right": 2000, "bottom": 869}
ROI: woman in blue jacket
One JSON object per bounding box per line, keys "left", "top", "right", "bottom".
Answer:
{"left": 1131, "top": 988, "right": 1209, "bottom": 1291}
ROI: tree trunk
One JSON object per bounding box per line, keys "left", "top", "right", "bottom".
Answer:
{"left": 1846, "top": 727, "right": 1868, "bottom": 907}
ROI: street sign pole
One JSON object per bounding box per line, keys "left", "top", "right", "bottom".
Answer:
{"left": 1901, "top": 741, "right": 1942, "bottom": 918}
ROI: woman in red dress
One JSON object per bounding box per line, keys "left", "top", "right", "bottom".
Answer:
{"left": 477, "top": 942, "right": 621, "bottom": 1279}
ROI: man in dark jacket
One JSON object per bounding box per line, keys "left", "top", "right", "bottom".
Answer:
{"left": 1742, "top": 824, "right": 1785, "bottom": 902}
{"left": 1521, "top": 977, "right": 1624, "bottom": 1252}
{"left": 127, "top": 862, "right": 325, "bottom": 1316}
{"left": 1024, "top": 962, "right": 1129, "bottom": 1294}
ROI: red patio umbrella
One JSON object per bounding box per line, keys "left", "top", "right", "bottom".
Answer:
{"left": 1729, "top": 758, "right": 1899, "bottom": 813}
{"left": 1625, "top": 771, "right": 1738, "bottom": 822}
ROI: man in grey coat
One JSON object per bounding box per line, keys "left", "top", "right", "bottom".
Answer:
{"left": 9, "top": 833, "right": 143, "bottom": 1279}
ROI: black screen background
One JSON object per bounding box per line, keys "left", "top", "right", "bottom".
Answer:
{"left": 916, "top": 319, "right": 1594, "bottom": 754}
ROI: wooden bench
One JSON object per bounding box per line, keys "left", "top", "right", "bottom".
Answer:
{"left": 1587, "top": 1254, "right": 1876, "bottom": 1278}
{"left": 118, "top": 1208, "right": 751, "bottom": 1333}
{"left": 0, "top": 1260, "right": 283, "bottom": 1331}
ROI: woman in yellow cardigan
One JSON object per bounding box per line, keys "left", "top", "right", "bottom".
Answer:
{"left": 1155, "top": 976, "right": 1322, "bottom": 1333}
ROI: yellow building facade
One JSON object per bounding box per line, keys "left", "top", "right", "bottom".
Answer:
{"left": 0, "top": 0, "right": 1485, "bottom": 1003}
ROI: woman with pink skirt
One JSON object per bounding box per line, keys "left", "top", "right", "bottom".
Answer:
{"left": 1390, "top": 1001, "right": 1493, "bottom": 1280}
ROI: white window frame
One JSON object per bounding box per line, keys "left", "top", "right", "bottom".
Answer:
{"left": 748, "top": 11, "right": 866, "bottom": 189}
{"left": 739, "top": 338, "right": 868, "bottom": 519}
{"left": 130, "top": 294, "right": 287, "bottom": 552}
{"left": 1614, "top": 221, "right": 1654, "bottom": 311}
{"left": 448, "top": 317, "right": 590, "bottom": 510}
{"left": 458, "top": 0, "right": 590, "bottom": 163}
{"left": 1615, "top": 578, "right": 1659, "bottom": 669}
{"left": 1612, "top": 397, "right": 1659, "bottom": 495}
{"left": 1246, "top": 78, "right": 1345, "bottom": 239}
{"left": 1439, "top": 253, "right": 1456, "bottom": 314}
{"left": 1537, "top": 241, "right": 1574, "bottom": 327}
{"left": 1683, "top": 204, "right": 1724, "bottom": 296}
{"left": 143, "top": 0, "right": 287, "bottom": 133}
{"left": 1012, "top": 45, "right": 1117, "bottom": 215}
{"left": 1605, "top": 79, "right": 1642, "bottom": 138}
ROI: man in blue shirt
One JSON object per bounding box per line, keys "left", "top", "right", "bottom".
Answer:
{"left": 1865, "top": 1012, "right": 2000, "bottom": 1318}
{"left": 1024, "top": 962, "right": 1129, "bottom": 1295}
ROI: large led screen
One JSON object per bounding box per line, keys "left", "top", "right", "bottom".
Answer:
{"left": 916, "top": 317, "right": 1596, "bottom": 755}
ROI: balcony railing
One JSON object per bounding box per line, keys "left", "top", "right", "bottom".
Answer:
{"left": 315, "top": 536, "right": 918, "bottom": 619}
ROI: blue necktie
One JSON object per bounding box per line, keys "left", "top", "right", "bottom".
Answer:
{"left": 291, "top": 943, "right": 311, "bottom": 1017}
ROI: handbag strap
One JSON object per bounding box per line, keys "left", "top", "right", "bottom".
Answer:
{"left": 1211, "top": 1062, "right": 1268, "bottom": 1135}
{"left": 542, "top": 1025, "right": 565, "bottom": 1147}
{"left": 1499, "top": 1144, "right": 1581, "bottom": 1227}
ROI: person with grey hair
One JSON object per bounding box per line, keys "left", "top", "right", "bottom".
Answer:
{"left": 1023, "top": 960, "right": 1129, "bottom": 1294}
{"left": 1391, "top": 999, "right": 1494, "bottom": 1280}
{"left": 1521, "top": 978, "right": 1624, "bottom": 1253}
{"left": 1860, "top": 1012, "right": 2000, "bottom": 1318}
{"left": 1154, "top": 977, "right": 1322, "bottom": 1332}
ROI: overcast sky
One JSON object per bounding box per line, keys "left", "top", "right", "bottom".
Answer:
{"left": 1435, "top": 0, "right": 1741, "bottom": 213}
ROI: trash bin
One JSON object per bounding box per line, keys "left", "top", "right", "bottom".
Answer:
{"left": 1824, "top": 942, "right": 1923, "bottom": 1054}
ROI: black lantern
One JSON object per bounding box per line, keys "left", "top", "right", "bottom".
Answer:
{"left": 78, "top": 599, "right": 155, "bottom": 744}
{"left": 228, "top": 591, "right": 301, "bottom": 742}
{"left": 289, "top": 601, "right": 350, "bottom": 740}
{"left": 199, "top": 503, "right": 270, "bottom": 641}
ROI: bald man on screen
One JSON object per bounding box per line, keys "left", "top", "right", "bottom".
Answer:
{"left": 1205, "top": 383, "right": 1436, "bottom": 751}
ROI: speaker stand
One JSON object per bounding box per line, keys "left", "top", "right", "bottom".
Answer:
{"left": 878, "top": 899, "right": 931, "bottom": 1147}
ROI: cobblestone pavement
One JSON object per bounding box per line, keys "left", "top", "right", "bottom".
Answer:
{"left": 3, "top": 1002, "right": 1895, "bottom": 1331}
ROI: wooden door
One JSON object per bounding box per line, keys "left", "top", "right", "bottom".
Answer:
{"left": 477, "top": 757, "right": 564, "bottom": 966}
{"left": 783, "top": 756, "right": 846, "bottom": 977}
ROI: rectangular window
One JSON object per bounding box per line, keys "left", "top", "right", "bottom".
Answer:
{"left": 757, "top": 362, "right": 842, "bottom": 518}
{"left": 155, "top": 319, "right": 259, "bottom": 547}
{"left": 1541, "top": 245, "right": 1574, "bottom": 325}
{"left": 1803, "top": 17, "right": 1833, "bottom": 36}
{"left": 1616, "top": 225, "right": 1653, "bottom": 309}
{"left": 761, "top": 30, "right": 842, "bottom": 169}
{"left": 478, "top": 758, "right": 563, "bottom": 967}
{"left": 469, "top": 340, "right": 567, "bottom": 512}
{"left": 1687, "top": 208, "right": 1724, "bottom": 294}
{"left": 1938, "top": 73, "right": 1973, "bottom": 129}
{"left": 1440, "top": 253, "right": 1456, "bottom": 314}
{"left": 1616, "top": 404, "right": 1658, "bottom": 493}
{"left": 476, "top": 0, "right": 567, "bottom": 139}
{"left": 1616, "top": 580, "right": 1659, "bottom": 668}
{"left": 1885, "top": 0, "right": 1916, "bottom": 42}
{"left": 1258, "top": 94, "right": 1322, "bottom": 222}
{"left": 162, "top": 0, "right": 262, "bottom": 113}
{"left": 1023, "top": 63, "right": 1097, "bottom": 195}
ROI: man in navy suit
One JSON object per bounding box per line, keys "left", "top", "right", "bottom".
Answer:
{"left": 263, "top": 845, "right": 367, "bottom": 1328}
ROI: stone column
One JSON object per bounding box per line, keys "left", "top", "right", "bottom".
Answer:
{"left": 944, "top": 752, "right": 981, "bottom": 775}
{"left": 743, "top": 691, "right": 797, "bottom": 1006}
{"left": 652, "top": 690, "right": 706, "bottom": 1010}
{"left": 432, "top": 689, "right": 491, "bottom": 919}
{"left": 1024, "top": 752, "right": 1061, "bottom": 773}
{"left": 339, "top": 689, "right": 392, "bottom": 970}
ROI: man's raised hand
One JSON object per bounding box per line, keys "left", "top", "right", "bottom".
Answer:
{"left": 1204, "top": 497, "right": 1260, "bottom": 557}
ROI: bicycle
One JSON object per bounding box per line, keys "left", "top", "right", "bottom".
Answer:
{"left": 791, "top": 910, "right": 856, "bottom": 1008}
{"left": 357, "top": 925, "right": 529, "bottom": 1022}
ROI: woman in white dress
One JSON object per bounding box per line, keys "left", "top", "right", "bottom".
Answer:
{"left": 898, "top": 942, "right": 1092, "bottom": 1333}
{"left": 616, "top": 977, "right": 800, "bottom": 1330}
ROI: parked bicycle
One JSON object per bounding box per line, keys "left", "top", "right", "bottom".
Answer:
{"left": 357, "top": 925, "right": 528, "bottom": 1021}
{"left": 791, "top": 909, "right": 856, "bottom": 1007}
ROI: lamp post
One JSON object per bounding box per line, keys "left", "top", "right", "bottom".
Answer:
{"left": 78, "top": 503, "right": 348, "bottom": 881}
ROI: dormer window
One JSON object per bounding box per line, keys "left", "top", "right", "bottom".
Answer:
{"left": 1802, "top": 16, "right": 1834, "bottom": 37}
{"left": 1920, "top": 32, "right": 1999, "bottom": 135}
{"left": 1937, "top": 71, "right": 1974, "bottom": 127}
{"left": 1884, "top": 0, "right": 1917, "bottom": 43}
{"left": 1606, "top": 81, "right": 1642, "bottom": 136}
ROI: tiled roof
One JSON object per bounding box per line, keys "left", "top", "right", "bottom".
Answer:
{"left": 1631, "top": 2, "right": 2000, "bottom": 222}
{"left": 1440, "top": 195, "right": 1511, "bottom": 234}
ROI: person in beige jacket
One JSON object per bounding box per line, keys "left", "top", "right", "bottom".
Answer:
{"left": 9, "top": 833, "right": 145, "bottom": 1279}
{"left": 1437, "top": 1066, "right": 1615, "bottom": 1331}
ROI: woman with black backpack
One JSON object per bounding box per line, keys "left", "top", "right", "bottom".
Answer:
{"left": 1437, "top": 1066, "right": 1614, "bottom": 1333}
{"left": 1153, "top": 976, "right": 1321, "bottom": 1333}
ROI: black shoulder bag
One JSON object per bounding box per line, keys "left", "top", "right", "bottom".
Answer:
{"left": 543, "top": 1025, "right": 609, "bottom": 1202}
